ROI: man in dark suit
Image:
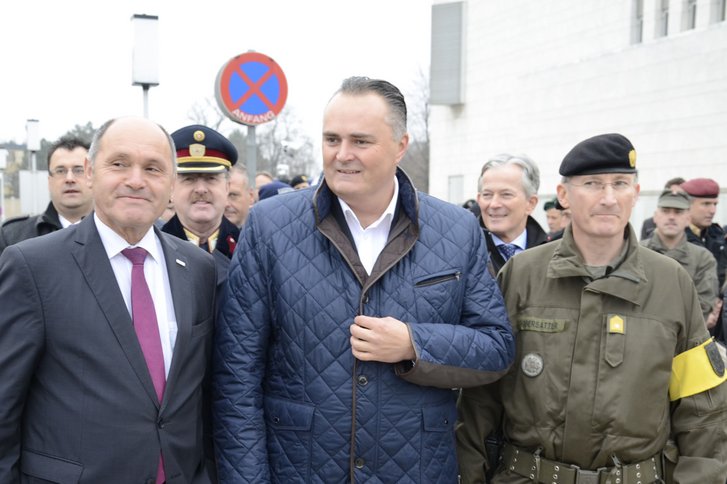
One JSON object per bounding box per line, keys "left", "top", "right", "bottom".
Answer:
{"left": 0, "top": 116, "right": 217, "bottom": 484}
{"left": 0, "top": 135, "right": 93, "bottom": 256}
{"left": 476, "top": 153, "right": 548, "bottom": 275}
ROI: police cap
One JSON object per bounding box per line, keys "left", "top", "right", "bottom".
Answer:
{"left": 171, "top": 124, "right": 237, "bottom": 174}
{"left": 559, "top": 133, "right": 637, "bottom": 177}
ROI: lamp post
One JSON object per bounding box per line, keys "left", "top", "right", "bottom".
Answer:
{"left": 26, "top": 119, "right": 40, "bottom": 214}
{"left": 131, "top": 14, "right": 159, "bottom": 118}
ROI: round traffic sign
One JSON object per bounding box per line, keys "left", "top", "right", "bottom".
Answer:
{"left": 215, "top": 52, "right": 288, "bottom": 126}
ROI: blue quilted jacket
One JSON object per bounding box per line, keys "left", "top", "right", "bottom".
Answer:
{"left": 213, "top": 170, "right": 514, "bottom": 483}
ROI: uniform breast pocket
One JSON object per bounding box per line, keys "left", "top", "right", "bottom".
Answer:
{"left": 593, "top": 314, "right": 675, "bottom": 437}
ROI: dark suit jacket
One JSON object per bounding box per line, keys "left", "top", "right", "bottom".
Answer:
{"left": 0, "top": 215, "right": 217, "bottom": 484}
{"left": 0, "top": 202, "right": 62, "bottom": 256}
{"left": 478, "top": 214, "right": 549, "bottom": 276}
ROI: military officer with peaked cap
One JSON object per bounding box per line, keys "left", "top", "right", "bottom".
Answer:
{"left": 457, "top": 133, "right": 727, "bottom": 483}
{"left": 162, "top": 125, "right": 240, "bottom": 290}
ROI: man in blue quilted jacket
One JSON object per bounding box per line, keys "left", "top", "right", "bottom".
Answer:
{"left": 213, "top": 76, "right": 515, "bottom": 483}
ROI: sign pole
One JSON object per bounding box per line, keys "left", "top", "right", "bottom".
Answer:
{"left": 214, "top": 51, "right": 287, "bottom": 189}
{"left": 247, "top": 125, "right": 257, "bottom": 188}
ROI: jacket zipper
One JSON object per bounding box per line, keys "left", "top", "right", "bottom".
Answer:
{"left": 414, "top": 271, "right": 461, "bottom": 288}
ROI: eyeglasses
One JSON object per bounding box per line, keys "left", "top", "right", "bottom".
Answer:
{"left": 568, "top": 179, "right": 633, "bottom": 192}
{"left": 50, "top": 166, "right": 85, "bottom": 178}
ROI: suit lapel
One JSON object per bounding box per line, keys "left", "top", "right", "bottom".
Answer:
{"left": 157, "top": 229, "right": 194, "bottom": 410}
{"left": 72, "top": 217, "right": 161, "bottom": 407}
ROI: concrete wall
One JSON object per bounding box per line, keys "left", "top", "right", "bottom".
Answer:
{"left": 429, "top": 0, "right": 727, "bottom": 232}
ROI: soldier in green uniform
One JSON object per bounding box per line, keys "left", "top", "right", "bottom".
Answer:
{"left": 457, "top": 133, "right": 727, "bottom": 483}
{"left": 642, "top": 189, "right": 720, "bottom": 326}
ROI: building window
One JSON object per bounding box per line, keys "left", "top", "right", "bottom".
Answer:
{"left": 656, "top": 0, "right": 670, "bottom": 37}
{"left": 631, "top": 0, "right": 644, "bottom": 43}
{"left": 430, "top": 2, "right": 465, "bottom": 106}
{"left": 682, "top": 0, "right": 697, "bottom": 30}
{"left": 448, "top": 174, "right": 465, "bottom": 205}
{"left": 710, "top": 0, "right": 726, "bottom": 22}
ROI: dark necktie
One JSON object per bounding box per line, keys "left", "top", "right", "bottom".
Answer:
{"left": 498, "top": 243, "right": 519, "bottom": 261}
{"left": 122, "top": 247, "right": 166, "bottom": 484}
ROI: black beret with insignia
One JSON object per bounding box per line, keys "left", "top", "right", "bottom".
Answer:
{"left": 171, "top": 124, "right": 238, "bottom": 174}
{"left": 559, "top": 133, "right": 637, "bottom": 177}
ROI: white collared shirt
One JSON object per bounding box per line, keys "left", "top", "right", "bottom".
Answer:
{"left": 338, "top": 177, "right": 399, "bottom": 275}
{"left": 58, "top": 213, "right": 80, "bottom": 228}
{"left": 94, "top": 214, "right": 178, "bottom": 377}
{"left": 491, "top": 229, "right": 528, "bottom": 255}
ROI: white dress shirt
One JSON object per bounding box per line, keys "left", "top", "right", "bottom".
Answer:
{"left": 94, "top": 214, "right": 178, "bottom": 377}
{"left": 58, "top": 213, "right": 80, "bottom": 228}
{"left": 338, "top": 177, "right": 399, "bottom": 275}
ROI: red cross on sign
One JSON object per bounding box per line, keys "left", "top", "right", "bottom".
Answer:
{"left": 215, "top": 52, "right": 288, "bottom": 126}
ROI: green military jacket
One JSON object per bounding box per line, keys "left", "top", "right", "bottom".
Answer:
{"left": 642, "top": 230, "right": 718, "bottom": 321}
{"left": 457, "top": 225, "right": 727, "bottom": 484}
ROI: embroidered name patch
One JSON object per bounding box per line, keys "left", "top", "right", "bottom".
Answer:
{"left": 517, "top": 318, "right": 566, "bottom": 333}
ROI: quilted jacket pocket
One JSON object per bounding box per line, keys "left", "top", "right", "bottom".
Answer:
{"left": 265, "top": 395, "right": 315, "bottom": 431}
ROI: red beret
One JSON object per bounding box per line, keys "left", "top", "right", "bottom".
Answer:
{"left": 681, "top": 178, "right": 720, "bottom": 198}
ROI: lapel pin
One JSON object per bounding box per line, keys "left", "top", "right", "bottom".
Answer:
{"left": 176, "top": 259, "right": 186, "bottom": 267}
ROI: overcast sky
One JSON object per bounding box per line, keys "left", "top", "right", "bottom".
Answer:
{"left": 1, "top": 0, "right": 432, "bottom": 161}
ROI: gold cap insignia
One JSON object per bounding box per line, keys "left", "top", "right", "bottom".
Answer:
{"left": 193, "top": 130, "right": 206, "bottom": 142}
{"left": 189, "top": 143, "right": 206, "bottom": 158}
{"left": 609, "top": 315, "right": 625, "bottom": 334}
{"left": 628, "top": 149, "right": 637, "bottom": 168}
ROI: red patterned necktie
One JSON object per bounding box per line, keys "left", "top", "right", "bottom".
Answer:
{"left": 121, "top": 247, "right": 166, "bottom": 484}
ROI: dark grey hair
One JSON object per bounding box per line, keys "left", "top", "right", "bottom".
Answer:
{"left": 333, "top": 76, "right": 407, "bottom": 141}
{"left": 47, "top": 135, "right": 90, "bottom": 171}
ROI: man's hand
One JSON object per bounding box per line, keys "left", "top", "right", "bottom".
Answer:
{"left": 706, "top": 298, "right": 723, "bottom": 329}
{"left": 350, "top": 315, "right": 416, "bottom": 363}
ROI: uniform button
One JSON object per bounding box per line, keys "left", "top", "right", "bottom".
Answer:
{"left": 157, "top": 418, "right": 166, "bottom": 429}
{"left": 357, "top": 375, "right": 368, "bottom": 386}
{"left": 355, "top": 457, "right": 365, "bottom": 469}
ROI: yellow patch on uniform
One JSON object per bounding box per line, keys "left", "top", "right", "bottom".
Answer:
{"left": 608, "top": 315, "right": 625, "bottom": 334}
{"left": 628, "top": 149, "right": 637, "bottom": 168}
{"left": 670, "top": 338, "right": 727, "bottom": 401}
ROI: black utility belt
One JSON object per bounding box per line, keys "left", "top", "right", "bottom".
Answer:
{"left": 502, "top": 443, "right": 662, "bottom": 484}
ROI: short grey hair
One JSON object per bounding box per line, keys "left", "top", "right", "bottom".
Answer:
{"left": 88, "top": 117, "right": 177, "bottom": 174}
{"left": 478, "top": 153, "right": 540, "bottom": 197}
{"left": 332, "top": 76, "right": 407, "bottom": 141}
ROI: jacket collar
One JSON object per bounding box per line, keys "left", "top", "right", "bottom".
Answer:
{"left": 313, "top": 167, "right": 419, "bottom": 228}
{"left": 36, "top": 202, "right": 62, "bottom": 230}
{"left": 644, "top": 230, "right": 689, "bottom": 261}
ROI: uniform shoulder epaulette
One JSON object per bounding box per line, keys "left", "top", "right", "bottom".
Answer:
{"left": 1, "top": 214, "right": 32, "bottom": 228}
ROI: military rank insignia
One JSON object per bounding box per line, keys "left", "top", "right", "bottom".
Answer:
{"left": 608, "top": 315, "right": 625, "bottom": 334}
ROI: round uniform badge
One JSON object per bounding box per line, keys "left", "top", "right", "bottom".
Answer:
{"left": 521, "top": 353, "right": 544, "bottom": 377}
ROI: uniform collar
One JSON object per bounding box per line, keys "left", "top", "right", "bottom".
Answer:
{"left": 547, "top": 224, "right": 647, "bottom": 305}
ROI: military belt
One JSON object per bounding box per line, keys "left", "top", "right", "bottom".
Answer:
{"left": 502, "top": 443, "right": 662, "bottom": 484}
